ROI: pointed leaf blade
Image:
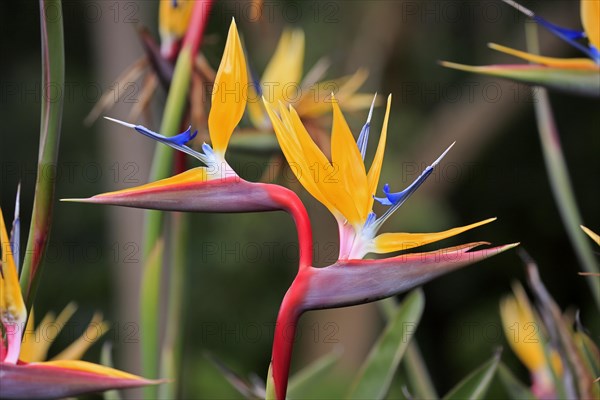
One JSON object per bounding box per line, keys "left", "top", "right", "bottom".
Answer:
{"left": 346, "top": 289, "right": 425, "bottom": 400}
{"left": 497, "top": 362, "right": 536, "bottom": 400}
{"left": 288, "top": 348, "right": 344, "bottom": 399}
{"left": 442, "top": 351, "right": 501, "bottom": 400}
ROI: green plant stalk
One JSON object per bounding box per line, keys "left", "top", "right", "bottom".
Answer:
{"left": 140, "top": 237, "right": 165, "bottom": 399}
{"left": 143, "top": 48, "right": 193, "bottom": 258}
{"left": 525, "top": 23, "right": 600, "bottom": 308}
{"left": 20, "top": 0, "right": 65, "bottom": 309}
{"left": 140, "top": 47, "right": 193, "bottom": 398}
{"left": 158, "top": 212, "right": 189, "bottom": 399}
{"left": 139, "top": 0, "right": 213, "bottom": 390}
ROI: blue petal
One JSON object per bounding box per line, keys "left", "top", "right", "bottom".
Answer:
{"left": 590, "top": 45, "right": 600, "bottom": 64}
{"left": 104, "top": 117, "right": 209, "bottom": 164}
{"left": 149, "top": 126, "right": 198, "bottom": 146}
{"left": 11, "top": 183, "right": 21, "bottom": 273}
{"left": 373, "top": 184, "right": 393, "bottom": 206}
{"left": 374, "top": 161, "right": 436, "bottom": 208}
{"left": 356, "top": 94, "right": 377, "bottom": 160}
{"left": 369, "top": 143, "right": 455, "bottom": 235}
{"left": 363, "top": 211, "right": 377, "bottom": 230}
{"left": 533, "top": 16, "right": 585, "bottom": 40}
{"left": 502, "top": 1, "right": 599, "bottom": 63}
{"left": 533, "top": 16, "right": 598, "bottom": 61}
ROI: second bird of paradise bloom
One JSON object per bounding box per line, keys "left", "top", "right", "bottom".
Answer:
{"left": 159, "top": 0, "right": 195, "bottom": 60}
{"left": 67, "top": 19, "right": 315, "bottom": 271}
{"left": 441, "top": 0, "right": 600, "bottom": 97}
{"left": 262, "top": 95, "right": 518, "bottom": 399}
{"left": 500, "top": 282, "right": 563, "bottom": 399}
{"left": 246, "top": 27, "right": 376, "bottom": 130}
{"left": 86, "top": 0, "right": 213, "bottom": 124}
{"left": 0, "top": 209, "right": 160, "bottom": 399}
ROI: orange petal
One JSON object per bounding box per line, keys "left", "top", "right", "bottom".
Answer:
{"left": 581, "top": 225, "right": 600, "bottom": 246}
{"left": 372, "top": 218, "right": 496, "bottom": 254}
{"left": 581, "top": 0, "right": 600, "bottom": 50}
{"left": 366, "top": 94, "right": 391, "bottom": 213}
{"left": 20, "top": 303, "right": 77, "bottom": 363}
{"left": 159, "top": 0, "right": 194, "bottom": 42}
{"left": 0, "top": 208, "right": 27, "bottom": 355}
{"left": 52, "top": 312, "right": 110, "bottom": 361}
{"left": 296, "top": 69, "right": 370, "bottom": 118}
{"left": 265, "top": 101, "right": 333, "bottom": 210}
{"left": 261, "top": 29, "right": 305, "bottom": 106}
{"left": 208, "top": 19, "right": 248, "bottom": 155}
{"left": 331, "top": 96, "right": 367, "bottom": 224}
{"left": 499, "top": 283, "right": 553, "bottom": 374}
{"left": 488, "top": 43, "right": 598, "bottom": 69}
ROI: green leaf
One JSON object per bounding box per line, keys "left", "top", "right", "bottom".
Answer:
{"left": 497, "top": 363, "right": 535, "bottom": 400}
{"left": 266, "top": 363, "right": 276, "bottom": 400}
{"left": 441, "top": 61, "right": 600, "bottom": 98}
{"left": 403, "top": 341, "right": 439, "bottom": 399}
{"left": 442, "top": 351, "right": 501, "bottom": 400}
{"left": 140, "top": 6, "right": 213, "bottom": 394}
{"left": 378, "top": 299, "right": 438, "bottom": 399}
{"left": 20, "top": 0, "right": 65, "bottom": 308}
{"left": 346, "top": 289, "right": 425, "bottom": 400}
{"left": 288, "top": 348, "right": 344, "bottom": 399}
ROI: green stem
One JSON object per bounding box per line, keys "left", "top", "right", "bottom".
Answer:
{"left": 140, "top": 0, "right": 213, "bottom": 390}
{"left": 143, "top": 48, "right": 193, "bottom": 257}
{"left": 525, "top": 23, "right": 600, "bottom": 308}
{"left": 20, "top": 0, "right": 65, "bottom": 309}
{"left": 140, "top": 46, "right": 192, "bottom": 398}
{"left": 158, "top": 212, "right": 189, "bottom": 399}
{"left": 140, "top": 237, "right": 164, "bottom": 396}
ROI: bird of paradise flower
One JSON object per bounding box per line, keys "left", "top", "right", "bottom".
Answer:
{"left": 246, "top": 28, "right": 375, "bottom": 130}
{"left": 0, "top": 209, "right": 160, "bottom": 399}
{"left": 441, "top": 0, "right": 600, "bottom": 97}
{"left": 499, "top": 264, "right": 600, "bottom": 399}
{"left": 85, "top": 0, "right": 212, "bottom": 124}
{"left": 262, "top": 95, "right": 518, "bottom": 399}
{"left": 500, "top": 282, "right": 563, "bottom": 399}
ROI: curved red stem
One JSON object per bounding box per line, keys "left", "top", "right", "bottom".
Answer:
{"left": 264, "top": 184, "right": 313, "bottom": 271}
{"left": 182, "top": 0, "right": 214, "bottom": 58}
{"left": 270, "top": 269, "right": 311, "bottom": 400}
{"left": 261, "top": 183, "right": 315, "bottom": 399}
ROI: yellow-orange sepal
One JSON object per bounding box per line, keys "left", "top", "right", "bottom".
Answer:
{"left": 208, "top": 19, "right": 248, "bottom": 156}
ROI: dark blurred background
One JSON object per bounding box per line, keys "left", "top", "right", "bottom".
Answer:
{"left": 1, "top": 0, "right": 599, "bottom": 398}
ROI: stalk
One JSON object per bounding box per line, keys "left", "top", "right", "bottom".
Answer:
{"left": 525, "top": 23, "right": 600, "bottom": 308}
{"left": 20, "top": 0, "right": 65, "bottom": 309}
